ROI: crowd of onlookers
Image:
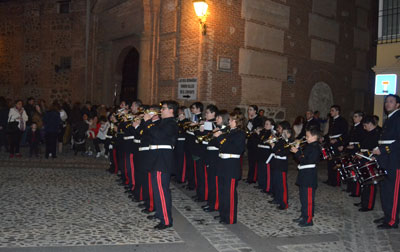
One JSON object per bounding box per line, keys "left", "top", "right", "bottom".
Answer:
{"left": 0, "top": 96, "right": 111, "bottom": 159}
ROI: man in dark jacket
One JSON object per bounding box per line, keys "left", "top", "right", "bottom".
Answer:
{"left": 148, "top": 100, "right": 179, "bottom": 230}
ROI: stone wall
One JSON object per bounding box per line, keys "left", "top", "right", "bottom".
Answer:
{"left": 0, "top": 0, "right": 87, "bottom": 104}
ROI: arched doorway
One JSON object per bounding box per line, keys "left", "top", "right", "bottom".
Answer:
{"left": 120, "top": 48, "right": 140, "bottom": 103}
{"left": 308, "top": 82, "right": 334, "bottom": 119}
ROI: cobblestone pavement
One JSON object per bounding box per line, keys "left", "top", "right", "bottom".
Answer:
{"left": 0, "top": 147, "right": 400, "bottom": 252}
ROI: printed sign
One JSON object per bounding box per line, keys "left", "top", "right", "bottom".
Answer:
{"left": 178, "top": 78, "right": 197, "bottom": 100}
{"left": 375, "top": 74, "right": 397, "bottom": 95}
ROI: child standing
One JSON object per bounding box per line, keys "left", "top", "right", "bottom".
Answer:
{"left": 291, "top": 126, "right": 322, "bottom": 227}
{"left": 27, "top": 122, "right": 40, "bottom": 157}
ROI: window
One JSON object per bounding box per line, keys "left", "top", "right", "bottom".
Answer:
{"left": 378, "top": 0, "right": 400, "bottom": 43}
{"left": 58, "top": 1, "right": 70, "bottom": 14}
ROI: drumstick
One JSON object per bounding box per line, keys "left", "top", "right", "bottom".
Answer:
{"left": 355, "top": 152, "right": 373, "bottom": 161}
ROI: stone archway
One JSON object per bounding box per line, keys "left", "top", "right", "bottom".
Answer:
{"left": 118, "top": 47, "right": 140, "bottom": 103}
{"left": 308, "top": 82, "right": 334, "bottom": 119}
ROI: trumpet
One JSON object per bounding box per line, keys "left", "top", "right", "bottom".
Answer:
{"left": 184, "top": 122, "right": 203, "bottom": 132}
{"left": 263, "top": 134, "right": 282, "bottom": 144}
{"left": 284, "top": 138, "right": 307, "bottom": 149}
{"left": 196, "top": 127, "right": 229, "bottom": 143}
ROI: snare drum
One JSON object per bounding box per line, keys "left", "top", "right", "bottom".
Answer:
{"left": 336, "top": 156, "right": 360, "bottom": 181}
{"left": 356, "top": 160, "right": 387, "bottom": 185}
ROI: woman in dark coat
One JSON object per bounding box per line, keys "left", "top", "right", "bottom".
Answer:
{"left": 43, "top": 102, "right": 61, "bottom": 158}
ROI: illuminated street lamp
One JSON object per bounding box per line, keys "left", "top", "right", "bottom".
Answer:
{"left": 193, "top": 0, "right": 208, "bottom": 35}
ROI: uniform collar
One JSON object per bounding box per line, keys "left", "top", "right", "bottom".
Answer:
{"left": 388, "top": 109, "right": 400, "bottom": 118}
{"left": 354, "top": 122, "right": 360, "bottom": 127}
{"left": 333, "top": 115, "right": 339, "bottom": 120}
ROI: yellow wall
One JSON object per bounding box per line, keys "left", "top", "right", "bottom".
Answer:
{"left": 373, "top": 43, "right": 400, "bottom": 126}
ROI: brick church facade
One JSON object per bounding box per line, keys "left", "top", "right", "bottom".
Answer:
{"left": 0, "top": 0, "right": 377, "bottom": 120}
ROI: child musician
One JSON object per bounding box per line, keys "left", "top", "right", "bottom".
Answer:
{"left": 214, "top": 112, "right": 246, "bottom": 224}
{"left": 290, "top": 126, "right": 322, "bottom": 227}
{"left": 269, "top": 121, "right": 292, "bottom": 210}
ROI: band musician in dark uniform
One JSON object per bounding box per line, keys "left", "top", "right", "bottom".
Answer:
{"left": 373, "top": 95, "right": 400, "bottom": 229}
{"left": 147, "top": 100, "right": 179, "bottom": 230}
{"left": 325, "top": 105, "right": 348, "bottom": 187}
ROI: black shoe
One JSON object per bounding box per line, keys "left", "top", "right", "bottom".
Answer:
{"left": 323, "top": 180, "right": 329, "bottom": 184}
{"left": 292, "top": 216, "right": 303, "bottom": 223}
{"left": 142, "top": 209, "right": 154, "bottom": 214}
{"left": 254, "top": 185, "right": 262, "bottom": 189}
{"left": 204, "top": 207, "right": 215, "bottom": 212}
{"left": 349, "top": 194, "right": 360, "bottom": 197}
{"left": 147, "top": 215, "right": 158, "bottom": 220}
{"left": 377, "top": 223, "right": 398, "bottom": 229}
{"left": 277, "top": 205, "right": 287, "bottom": 210}
{"left": 176, "top": 181, "right": 184, "bottom": 184}
{"left": 191, "top": 195, "right": 198, "bottom": 199}
{"left": 132, "top": 198, "right": 141, "bottom": 202}
{"left": 138, "top": 203, "right": 146, "bottom": 209}
{"left": 125, "top": 189, "right": 132, "bottom": 193}
{"left": 359, "top": 208, "right": 372, "bottom": 212}
{"left": 298, "top": 220, "right": 313, "bottom": 227}
{"left": 268, "top": 200, "right": 278, "bottom": 204}
{"left": 373, "top": 217, "right": 385, "bottom": 224}
{"left": 154, "top": 222, "right": 173, "bottom": 230}
{"left": 354, "top": 202, "right": 362, "bottom": 207}
{"left": 214, "top": 215, "right": 221, "bottom": 220}
{"left": 219, "top": 220, "right": 227, "bottom": 224}
{"left": 201, "top": 204, "right": 209, "bottom": 209}
{"left": 260, "top": 189, "right": 267, "bottom": 193}
{"left": 186, "top": 187, "right": 195, "bottom": 191}
{"left": 194, "top": 198, "right": 205, "bottom": 202}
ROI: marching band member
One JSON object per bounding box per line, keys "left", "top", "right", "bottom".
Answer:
{"left": 372, "top": 94, "right": 400, "bottom": 229}
{"left": 214, "top": 112, "right": 246, "bottom": 224}
{"left": 256, "top": 118, "right": 275, "bottom": 193}
{"left": 148, "top": 100, "right": 179, "bottom": 229}
{"left": 175, "top": 106, "right": 189, "bottom": 184}
{"left": 291, "top": 126, "right": 322, "bottom": 227}
{"left": 137, "top": 105, "right": 161, "bottom": 215}
{"left": 325, "top": 105, "right": 348, "bottom": 187}
{"left": 203, "top": 110, "right": 229, "bottom": 212}
{"left": 296, "top": 110, "right": 320, "bottom": 140}
{"left": 246, "top": 105, "right": 263, "bottom": 184}
{"left": 354, "top": 115, "right": 380, "bottom": 212}
{"left": 269, "top": 121, "right": 292, "bottom": 210}
{"left": 194, "top": 104, "right": 218, "bottom": 202}
{"left": 184, "top": 102, "right": 204, "bottom": 191}
{"left": 346, "top": 111, "right": 366, "bottom": 197}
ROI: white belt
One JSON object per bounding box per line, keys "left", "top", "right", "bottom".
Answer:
{"left": 124, "top": 136, "right": 135, "bottom": 140}
{"left": 348, "top": 142, "right": 359, "bottom": 145}
{"left": 257, "top": 144, "right": 270, "bottom": 149}
{"left": 149, "top": 145, "right": 173, "bottom": 150}
{"left": 266, "top": 153, "right": 275, "bottom": 164}
{"left": 134, "top": 139, "right": 141, "bottom": 144}
{"left": 379, "top": 140, "right": 396, "bottom": 145}
{"left": 109, "top": 145, "right": 113, "bottom": 150}
{"left": 329, "top": 134, "right": 342, "bottom": 139}
{"left": 274, "top": 155, "right": 287, "bottom": 160}
{"left": 138, "top": 147, "right": 150, "bottom": 151}
{"left": 360, "top": 149, "right": 370, "bottom": 152}
{"left": 186, "top": 131, "right": 195, "bottom": 136}
{"left": 298, "top": 164, "right": 316, "bottom": 170}
{"left": 219, "top": 153, "right": 241, "bottom": 159}
{"left": 207, "top": 146, "right": 219, "bottom": 151}
{"left": 177, "top": 138, "right": 186, "bottom": 141}
{"left": 106, "top": 135, "right": 112, "bottom": 139}
{"left": 202, "top": 141, "right": 209, "bottom": 145}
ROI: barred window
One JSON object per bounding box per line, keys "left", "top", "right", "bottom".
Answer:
{"left": 378, "top": 0, "right": 400, "bottom": 43}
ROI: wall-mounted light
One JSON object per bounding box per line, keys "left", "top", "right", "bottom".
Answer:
{"left": 193, "top": 0, "right": 208, "bottom": 35}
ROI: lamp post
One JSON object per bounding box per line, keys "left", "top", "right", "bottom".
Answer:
{"left": 193, "top": 0, "right": 208, "bottom": 35}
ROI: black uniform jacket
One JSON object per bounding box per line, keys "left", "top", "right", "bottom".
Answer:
{"left": 359, "top": 127, "right": 379, "bottom": 151}
{"left": 327, "top": 115, "right": 348, "bottom": 148}
{"left": 216, "top": 128, "right": 246, "bottom": 179}
{"left": 295, "top": 141, "right": 321, "bottom": 188}
{"left": 137, "top": 119, "right": 161, "bottom": 171}
{"left": 346, "top": 123, "right": 366, "bottom": 154}
{"left": 246, "top": 115, "right": 263, "bottom": 150}
{"left": 377, "top": 110, "right": 400, "bottom": 171}
{"left": 148, "top": 117, "right": 179, "bottom": 174}
{"left": 256, "top": 129, "right": 272, "bottom": 163}
{"left": 272, "top": 138, "right": 290, "bottom": 172}
{"left": 297, "top": 118, "right": 320, "bottom": 139}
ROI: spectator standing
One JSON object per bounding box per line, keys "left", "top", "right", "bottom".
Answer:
{"left": 58, "top": 104, "right": 68, "bottom": 154}
{"left": 292, "top": 116, "right": 305, "bottom": 138}
{"left": 43, "top": 102, "right": 61, "bottom": 158}
{"left": 94, "top": 116, "right": 110, "bottom": 158}
{"left": 7, "top": 100, "right": 28, "bottom": 158}
{"left": 32, "top": 104, "right": 44, "bottom": 142}
{"left": 0, "top": 97, "right": 9, "bottom": 152}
